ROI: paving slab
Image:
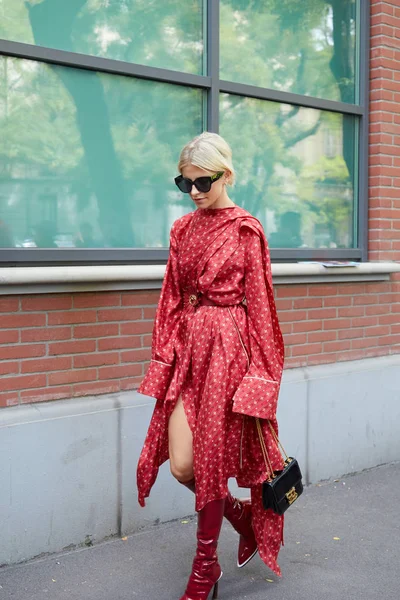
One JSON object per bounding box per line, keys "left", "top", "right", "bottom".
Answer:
{"left": 0, "top": 462, "right": 399, "bottom": 600}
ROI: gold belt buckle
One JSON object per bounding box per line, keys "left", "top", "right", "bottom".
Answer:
{"left": 189, "top": 294, "right": 198, "bottom": 306}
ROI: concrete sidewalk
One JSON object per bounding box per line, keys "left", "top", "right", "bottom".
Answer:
{"left": 1, "top": 462, "right": 399, "bottom": 600}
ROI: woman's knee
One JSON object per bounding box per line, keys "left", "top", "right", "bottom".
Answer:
{"left": 170, "top": 458, "right": 194, "bottom": 483}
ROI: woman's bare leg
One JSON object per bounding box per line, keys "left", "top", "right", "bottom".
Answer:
{"left": 168, "top": 394, "right": 194, "bottom": 482}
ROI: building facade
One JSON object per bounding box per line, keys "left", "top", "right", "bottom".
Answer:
{"left": 0, "top": 1, "right": 399, "bottom": 565}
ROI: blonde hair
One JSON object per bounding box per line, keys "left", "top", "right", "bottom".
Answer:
{"left": 178, "top": 132, "right": 235, "bottom": 185}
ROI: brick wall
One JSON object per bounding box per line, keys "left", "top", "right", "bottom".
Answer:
{"left": 0, "top": 292, "right": 156, "bottom": 408}
{"left": 370, "top": 0, "right": 400, "bottom": 260}
{"left": 1, "top": 280, "right": 399, "bottom": 408}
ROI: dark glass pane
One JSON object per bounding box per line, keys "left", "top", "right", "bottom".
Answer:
{"left": 220, "top": 94, "right": 357, "bottom": 249}
{"left": 0, "top": 1, "right": 204, "bottom": 75}
{"left": 221, "top": 0, "right": 357, "bottom": 103}
{"left": 0, "top": 56, "right": 203, "bottom": 249}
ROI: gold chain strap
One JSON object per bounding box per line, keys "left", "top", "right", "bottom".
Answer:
{"left": 255, "top": 418, "right": 275, "bottom": 481}
{"left": 256, "top": 418, "right": 290, "bottom": 481}
{"left": 267, "top": 421, "right": 289, "bottom": 462}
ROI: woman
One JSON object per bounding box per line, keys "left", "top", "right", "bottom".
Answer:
{"left": 137, "top": 132, "right": 285, "bottom": 599}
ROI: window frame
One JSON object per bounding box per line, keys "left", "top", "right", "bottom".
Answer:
{"left": 0, "top": 0, "right": 369, "bottom": 265}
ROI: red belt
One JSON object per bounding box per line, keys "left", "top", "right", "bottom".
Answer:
{"left": 186, "top": 293, "right": 245, "bottom": 308}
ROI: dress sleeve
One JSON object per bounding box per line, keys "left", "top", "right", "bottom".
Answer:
{"left": 138, "top": 223, "right": 183, "bottom": 400}
{"left": 232, "top": 227, "right": 284, "bottom": 419}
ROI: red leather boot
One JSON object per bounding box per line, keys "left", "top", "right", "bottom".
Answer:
{"left": 179, "top": 498, "right": 225, "bottom": 600}
{"left": 180, "top": 480, "right": 258, "bottom": 569}
{"left": 223, "top": 492, "right": 258, "bottom": 568}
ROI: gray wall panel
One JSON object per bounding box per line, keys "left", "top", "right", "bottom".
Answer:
{"left": 1, "top": 355, "right": 399, "bottom": 565}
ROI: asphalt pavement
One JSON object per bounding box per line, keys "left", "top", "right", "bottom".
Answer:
{"left": 1, "top": 462, "right": 399, "bottom": 600}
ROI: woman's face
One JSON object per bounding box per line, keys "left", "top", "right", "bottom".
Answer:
{"left": 181, "top": 164, "right": 229, "bottom": 210}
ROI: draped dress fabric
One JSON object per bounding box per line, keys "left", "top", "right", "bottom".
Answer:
{"left": 137, "top": 205, "right": 286, "bottom": 576}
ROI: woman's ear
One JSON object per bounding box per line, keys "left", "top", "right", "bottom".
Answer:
{"left": 224, "top": 170, "right": 232, "bottom": 184}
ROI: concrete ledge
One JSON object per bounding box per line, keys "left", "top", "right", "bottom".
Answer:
{"left": 1, "top": 354, "right": 399, "bottom": 565}
{"left": 0, "top": 261, "right": 399, "bottom": 294}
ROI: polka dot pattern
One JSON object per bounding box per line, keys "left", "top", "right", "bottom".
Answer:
{"left": 137, "top": 206, "right": 285, "bottom": 576}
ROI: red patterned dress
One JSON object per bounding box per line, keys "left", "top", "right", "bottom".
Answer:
{"left": 137, "top": 205, "right": 285, "bottom": 576}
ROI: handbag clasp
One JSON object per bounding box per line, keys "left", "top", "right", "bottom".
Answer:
{"left": 285, "top": 487, "right": 298, "bottom": 505}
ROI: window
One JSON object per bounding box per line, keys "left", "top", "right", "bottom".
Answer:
{"left": 0, "top": 1, "right": 368, "bottom": 263}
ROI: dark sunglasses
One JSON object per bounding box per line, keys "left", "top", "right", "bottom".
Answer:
{"left": 174, "top": 171, "right": 224, "bottom": 194}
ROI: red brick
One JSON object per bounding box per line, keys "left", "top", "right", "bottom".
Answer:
{"left": 307, "top": 308, "right": 337, "bottom": 320}
{"left": 379, "top": 313, "right": 400, "bottom": 325}
{"left": 351, "top": 338, "right": 378, "bottom": 350}
{"left": 323, "top": 296, "right": 351, "bottom": 308}
{"left": 352, "top": 316, "right": 379, "bottom": 327}
{"left": 291, "top": 343, "right": 323, "bottom": 357}
{"left": 369, "top": 218, "right": 393, "bottom": 229}
{"left": 121, "top": 348, "right": 152, "bottom": 362}
{"left": 49, "top": 340, "right": 96, "bottom": 355}
{"left": 338, "top": 307, "right": 365, "bottom": 318}
{"left": 281, "top": 333, "right": 307, "bottom": 346}
{"left": 306, "top": 354, "right": 335, "bottom": 367}
{"left": 73, "top": 323, "right": 119, "bottom": 339}
{"left": 323, "top": 340, "right": 352, "bottom": 353}
{"left": 276, "top": 286, "right": 308, "bottom": 298}
{"left": 0, "top": 361, "right": 19, "bottom": 376}
{"left": 0, "top": 374, "right": 46, "bottom": 392}
{"left": 142, "top": 334, "right": 152, "bottom": 347}
{"left": 378, "top": 293, "right": 399, "bottom": 304}
{"left": 370, "top": 24, "right": 394, "bottom": 38}
{"left": 278, "top": 310, "right": 307, "bottom": 323}
{"left": 143, "top": 307, "right": 157, "bottom": 319}
{"left": 21, "top": 357, "right": 72, "bottom": 374}
{"left": 308, "top": 285, "right": 338, "bottom": 297}
{"left": 122, "top": 291, "right": 159, "bottom": 306}
{"left": 292, "top": 298, "right": 323, "bottom": 309}
{"left": 280, "top": 323, "right": 292, "bottom": 335}
{"left": 292, "top": 320, "right": 322, "bottom": 333}
{"left": 21, "top": 327, "right": 71, "bottom": 343}
{"left": 338, "top": 329, "right": 363, "bottom": 340}
{"left": 72, "top": 381, "right": 120, "bottom": 397}
{"left": 20, "top": 386, "right": 72, "bottom": 404}
{"left": 0, "top": 314, "right": 46, "bottom": 328}
{"left": 21, "top": 296, "right": 72, "bottom": 311}
{"left": 284, "top": 357, "right": 306, "bottom": 369}
{"left": 275, "top": 299, "right": 293, "bottom": 311}
{"left": 98, "top": 308, "right": 142, "bottom": 322}
{"left": 48, "top": 369, "right": 97, "bottom": 386}
{"left": 308, "top": 331, "right": 337, "bottom": 343}
{"left": 98, "top": 364, "right": 142, "bottom": 380}
{"left": 0, "top": 391, "right": 19, "bottom": 408}
{"left": 323, "top": 319, "right": 352, "bottom": 330}
{"left": 48, "top": 310, "right": 97, "bottom": 326}
{"left": 0, "top": 298, "right": 19, "bottom": 312}
{"left": 73, "top": 293, "right": 121, "bottom": 309}
{"left": 353, "top": 294, "right": 380, "bottom": 305}
{"left": 377, "top": 14, "right": 400, "bottom": 29}
{"left": 0, "top": 344, "right": 46, "bottom": 361}
{"left": 98, "top": 336, "right": 141, "bottom": 351}
{"left": 0, "top": 330, "right": 19, "bottom": 344}
{"left": 365, "top": 282, "right": 392, "bottom": 293}
{"left": 74, "top": 352, "right": 119, "bottom": 368}
{"left": 120, "top": 377, "right": 144, "bottom": 391}
{"left": 364, "top": 325, "right": 391, "bottom": 337}
{"left": 120, "top": 321, "right": 154, "bottom": 335}
{"left": 379, "top": 334, "right": 400, "bottom": 345}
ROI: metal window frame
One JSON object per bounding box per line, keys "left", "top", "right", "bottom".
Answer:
{"left": 0, "top": 0, "right": 369, "bottom": 266}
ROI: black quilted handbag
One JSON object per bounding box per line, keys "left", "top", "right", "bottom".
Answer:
{"left": 256, "top": 418, "right": 303, "bottom": 515}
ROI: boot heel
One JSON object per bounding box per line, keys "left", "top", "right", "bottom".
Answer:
{"left": 212, "top": 581, "right": 219, "bottom": 599}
